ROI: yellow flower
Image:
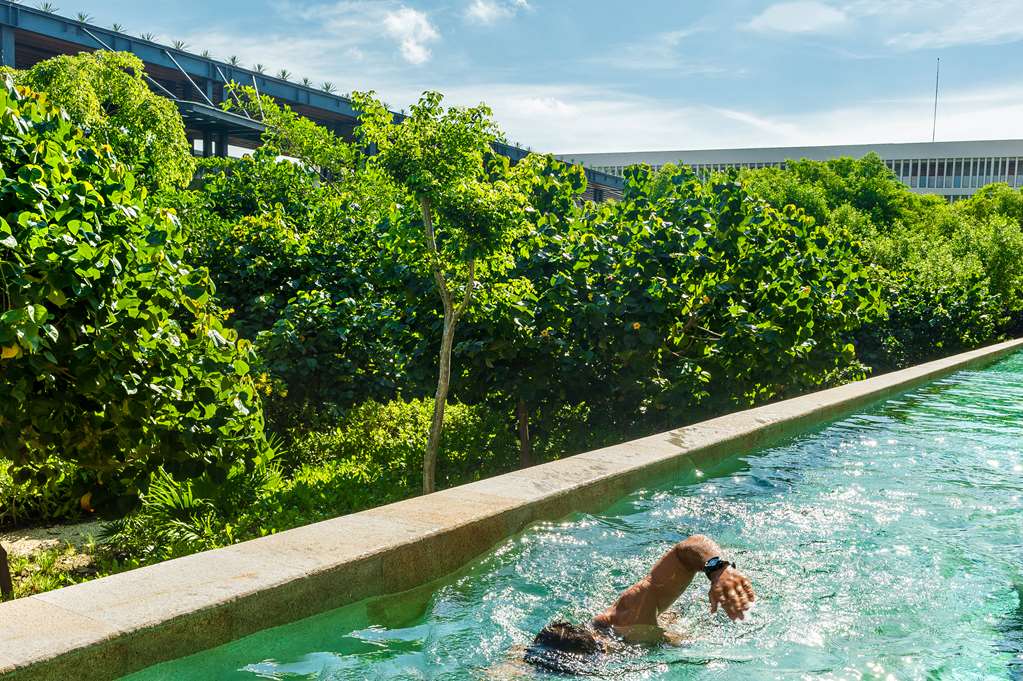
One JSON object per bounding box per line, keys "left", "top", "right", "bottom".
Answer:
{"left": 632, "top": 322, "right": 641, "bottom": 330}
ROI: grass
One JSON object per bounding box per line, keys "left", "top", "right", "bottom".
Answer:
{"left": 5, "top": 538, "right": 141, "bottom": 599}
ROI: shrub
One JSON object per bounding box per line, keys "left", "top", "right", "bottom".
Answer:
{"left": 104, "top": 398, "right": 517, "bottom": 558}
{"left": 0, "top": 77, "right": 267, "bottom": 510}
{"left": 0, "top": 456, "right": 93, "bottom": 525}
{"left": 856, "top": 267, "right": 1005, "bottom": 372}
{"left": 102, "top": 464, "right": 286, "bottom": 560}
{"left": 7, "top": 51, "right": 195, "bottom": 191}
{"left": 283, "top": 398, "right": 517, "bottom": 487}
{"left": 255, "top": 289, "right": 414, "bottom": 428}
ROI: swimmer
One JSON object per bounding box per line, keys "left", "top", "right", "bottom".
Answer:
{"left": 522, "top": 534, "right": 754, "bottom": 672}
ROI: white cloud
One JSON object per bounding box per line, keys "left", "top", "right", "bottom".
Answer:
{"left": 418, "top": 81, "right": 1023, "bottom": 154}
{"left": 465, "top": 0, "right": 530, "bottom": 25}
{"left": 166, "top": 1, "right": 1023, "bottom": 156}
{"left": 383, "top": 7, "right": 439, "bottom": 64}
{"left": 279, "top": 1, "right": 440, "bottom": 65}
{"left": 590, "top": 27, "right": 736, "bottom": 74}
{"left": 747, "top": 1, "right": 848, "bottom": 34}
{"left": 466, "top": 0, "right": 510, "bottom": 24}
{"left": 884, "top": 1, "right": 1023, "bottom": 49}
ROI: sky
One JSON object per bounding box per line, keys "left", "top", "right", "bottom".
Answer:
{"left": 61, "top": 0, "right": 1023, "bottom": 154}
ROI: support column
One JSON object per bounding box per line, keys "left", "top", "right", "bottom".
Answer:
{"left": 1, "top": 25, "right": 15, "bottom": 68}
{"left": 201, "top": 130, "right": 213, "bottom": 158}
{"left": 215, "top": 132, "right": 228, "bottom": 158}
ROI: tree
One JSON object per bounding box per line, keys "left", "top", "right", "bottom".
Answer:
{"left": 0, "top": 77, "right": 266, "bottom": 504}
{"left": 223, "top": 84, "right": 363, "bottom": 190}
{"left": 457, "top": 154, "right": 588, "bottom": 466}
{"left": 8, "top": 51, "right": 195, "bottom": 191}
{"left": 353, "top": 91, "right": 525, "bottom": 493}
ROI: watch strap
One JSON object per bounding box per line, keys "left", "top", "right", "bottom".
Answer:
{"left": 703, "top": 557, "right": 733, "bottom": 579}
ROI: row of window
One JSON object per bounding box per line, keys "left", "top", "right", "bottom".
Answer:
{"left": 592, "top": 161, "right": 784, "bottom": 176}
{"left": 884, "top": 157, "right": 1021, "bottom": 190}
{"left": 591, "top": 156, "right": 1023, "bottom": 192}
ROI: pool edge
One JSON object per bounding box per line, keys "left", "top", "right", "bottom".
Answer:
{"left": 3, "top": 338, "right": 1022, "bottom": 681}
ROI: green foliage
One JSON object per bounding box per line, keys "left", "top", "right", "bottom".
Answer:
{"left": 102, "top": 464, "right": 285, "bottom": 560}
{"left": 742, "top": 153, "right": 915, "bottom": 228}
{"left": 462, "top": 164, "right": 880, "bottom": 432}
{"left": 223, "top": 85, "right": 363, "bottom": 190}
{"left": 0, "top": 456, "right": 92, "bottom": 525}
{"left": 177, "top": 155, "right": 421, "bottom": 427}
{"left": 353, "top": 90, "right": 525, "bottom": 266}
{"left": 192, "top": 146, "right": 325, "bottom": 225}
{"left": 8, "top": 52, "right": 195, "bottom": 191}
{"left": 634, "top": 167, "right": 878, "bottom": 404}
{"left": 256, "top": 288, "right": 414, "bottom": 423}
{"left": 857, "top": 270, "right": 1002, "bottom": 369}
{"left": 353, "top": 90, "right": 528, "bottom": 492}
{"left": 743, "top": 156, "right": 1023, "bottom": 371}
{"left": 281, "top": 398, "right": 517, "bottom": 498}
{"left": 104, "top": 399, "right": 517, "bottom": 558}
{"left": 0, "top": 77, "right": 266, "bottom": 506}
{"left": 11, "top": 63, "right": 1023, "bottom": 597}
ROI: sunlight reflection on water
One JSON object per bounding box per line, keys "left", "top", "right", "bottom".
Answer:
{"left": 123, "top": 354, "right": 1023, "bottom": 680}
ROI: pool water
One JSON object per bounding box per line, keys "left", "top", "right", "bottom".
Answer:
{"left": 124, "top": 355, "right": 1023, "bottom": 680}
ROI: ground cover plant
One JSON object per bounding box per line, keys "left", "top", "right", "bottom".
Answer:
{"left": 3, "top": 52, "right": 1023, "bottom": 597}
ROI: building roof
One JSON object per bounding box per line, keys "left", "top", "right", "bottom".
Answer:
{"left": 558, "top": 139, "right": 1023, "bottom": 167}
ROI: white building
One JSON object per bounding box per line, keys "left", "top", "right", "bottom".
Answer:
{"left": 557, "top": 140, "right": 1023, "bottom": 201}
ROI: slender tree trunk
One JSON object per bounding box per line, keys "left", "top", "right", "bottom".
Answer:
{"left": 419, "top": 196, "right": 475, "bottom": 495}
{"left": 424, "top": 313, "right": 456, "bottom": 494}
{"left": 516, "top": 398, "right": 532, "bottom": 468}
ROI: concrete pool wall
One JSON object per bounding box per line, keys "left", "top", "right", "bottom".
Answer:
{"left": 2, "top": 338, "right": 1022, "bottom": 681}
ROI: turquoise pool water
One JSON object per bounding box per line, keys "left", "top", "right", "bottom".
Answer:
{"left": 125, "top": 355, "right": 1023, "bottom": 680}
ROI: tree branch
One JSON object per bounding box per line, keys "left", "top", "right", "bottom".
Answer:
{"left": 420, "top": 196, "right": 452, "bottom": 312}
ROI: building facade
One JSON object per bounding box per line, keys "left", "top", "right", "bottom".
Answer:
{"left": 558, "top": 140, "right": 1023, "bottom": 201}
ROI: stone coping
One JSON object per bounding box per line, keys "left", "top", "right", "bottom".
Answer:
{"left": 2, "top": 338, "right": 1021, "bottom": 680}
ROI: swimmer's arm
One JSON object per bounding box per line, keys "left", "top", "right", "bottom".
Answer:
{"left": 601, "top": 535, "right": 755, "bottom": 628}
{"left": 670, "top": 535, "right": 756, "bottom": 621}
{"left": 650, "top": 535, "right": 756, "bottom": 620}
{"left": 600, "top": 534, "right": 718, "bottom": 627}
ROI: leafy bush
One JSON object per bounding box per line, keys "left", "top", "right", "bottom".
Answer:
{"left": 743, "top": 157, "right": 1022, "bottom": 371}
{"left": 102, "top": 464, "right": 286, "bottom": 560}
{"left": 856, "top": 270, "right": 1003, "bottom": 369}
{"left": 0, "top": 77, "right": 267, "bottom": 509}
{"left": 6, "top": 52, "right": 195, "bottom": 191}
{"left": 0, "top": 456, "right": 94, "bottom": 525}
{"left": 104, "top": 398, "right": 517, "bottom": 558}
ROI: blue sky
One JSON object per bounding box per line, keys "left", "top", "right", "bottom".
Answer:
{"left": 65, "top": 0, "right": 1023, "bottom": 153}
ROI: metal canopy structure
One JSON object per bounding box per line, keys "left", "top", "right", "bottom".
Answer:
{"left": 0, "top": 0, "right": 623, "bottom": 199}
{"left": 176, "top": 101, "right": 266, "bottom": 157}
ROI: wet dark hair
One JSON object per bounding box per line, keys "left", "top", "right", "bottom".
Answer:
{"left": 533, "top": 620, "right": 600, "bottom": 654}
{"left": 524, "top": 620, "right": 602, "bottom": 674}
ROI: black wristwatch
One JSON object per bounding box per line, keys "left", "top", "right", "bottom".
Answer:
{"left": 703, "top": 556, "right": 732, "bottom": 579}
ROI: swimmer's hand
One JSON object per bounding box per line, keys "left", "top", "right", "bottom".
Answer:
{"left": 708, "top": 566, "right": 755, "bottom": 621}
